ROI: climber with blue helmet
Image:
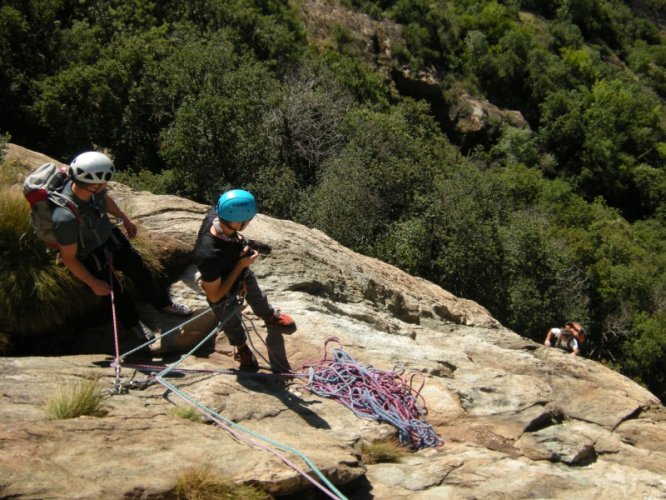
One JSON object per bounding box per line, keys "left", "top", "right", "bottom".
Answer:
{"left": 52, "top": 151, "right": 193, "bottom": 343}
{"left": 193, "top": 189, "right": 296, "bottom": 370}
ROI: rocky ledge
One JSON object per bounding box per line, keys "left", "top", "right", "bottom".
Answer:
{"left": 1, "top": 144, "right": 665, "bottom": 499}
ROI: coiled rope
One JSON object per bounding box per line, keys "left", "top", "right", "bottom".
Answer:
{"left": 303, "top": 338, "right": 444, "bottom": 450}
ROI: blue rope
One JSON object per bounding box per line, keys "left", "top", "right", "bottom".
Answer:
{"left": 116, "top": 299, "right": 347, "bottom": 500}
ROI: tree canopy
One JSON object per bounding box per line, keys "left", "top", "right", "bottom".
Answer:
{"left": 1, "top": 0, "right": 664, "bottom": 401}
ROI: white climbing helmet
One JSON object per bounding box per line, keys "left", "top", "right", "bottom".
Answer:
{"left": 69, "top": 151, "right": 116, "bottom": 184}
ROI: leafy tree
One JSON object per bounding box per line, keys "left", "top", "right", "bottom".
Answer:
{"left": 623, "top": 312, "right": 666, "bottom": 401}
{"left": 538, "top": 87, "right": 588, "bottom": 174}
{"left": 0, "top": 0, "right": 72, "bottom": 149}
{"left": 580, "top": 79, "right": 663, "bottom": 216}
{"left": 158, "top": 36, "right": 279, "bottom": 202}
{"left": 32, "top": 58, "right": 129, "bottom": 159}
{"left": 489, "top": 126, "right": 540, "bottom": 168}
{"left": 303, "top": 98, "right": 448, "bottom": 252}
{"left": 174, "top": 0, "right": 305, "bottom": 67}
{"left": 498, "top": 209, "right": 589, "bottom": 338}
{"left": 626, "top": 40, "right": 666, "bottom": 98}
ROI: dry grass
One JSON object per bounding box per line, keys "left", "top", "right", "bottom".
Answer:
{"left": 44, "top": 376, "right": 105, "bottom": 419}
{"left": 0, "top": 178, "right": 95, "bottom": 336}
{"left": 167, "top": 405, "right": 204, "bottom": 423}
{"left": 0, "top": 160, "right": 164, "bottom": 342}
{"left": 359, "top": 439, "right": 408, "bottom": 465}
{"left": 174, "top": 466, "right": 271, "bottom": 500}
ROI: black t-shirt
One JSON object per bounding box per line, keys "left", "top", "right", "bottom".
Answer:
{"left": 193, "top": 209, "right": 245, "bottom": 283}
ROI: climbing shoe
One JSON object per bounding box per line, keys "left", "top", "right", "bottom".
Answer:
{"left": 161, "top": 302, "right": 193, "bottom": 316}
{"left": 130, "top": 321, "right": 156, "bottom": 341}
{"left": 234, "top": 344, "right": 259, "bottom": 371}
{"left": 265, "top": 310, "right": 296, "bottom": 331}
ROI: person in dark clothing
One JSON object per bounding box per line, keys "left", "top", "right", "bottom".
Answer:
{"left": 192, "top": 189, "right": 295, "bottom": 369}
{"left": 52, "top": 151, "right": 192, "bottom": 340}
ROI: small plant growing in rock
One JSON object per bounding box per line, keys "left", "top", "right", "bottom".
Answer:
{"left": 359, "top": 439, "right": 407, "bottom": 464}
{"left": 174, "top": 466, "right": 271, "bottom": 499}
{"left": 167, "top": 405, "right": 203, "bottom": 423}
{"left": 44, "top": 376, "right": 105, "bottom": 419}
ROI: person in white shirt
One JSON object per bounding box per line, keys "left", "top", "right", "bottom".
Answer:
{"left": 544, "top": 321, "right": 586, "bottom": 355}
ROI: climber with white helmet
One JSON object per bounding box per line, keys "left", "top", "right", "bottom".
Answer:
{"left": 52, "top": 151, "right": 193, "bottom": 342}
{"left": 193, "top": 189, "right": 296, "bottom": 370}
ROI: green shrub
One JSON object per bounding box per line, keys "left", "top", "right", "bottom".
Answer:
{"left": 113, "top": 168, "right": 178, "bottom": 196}
{"left": 174, "top": 466, "right": 271, "bottom": 500}
{"left": 0, "top": 177, "right": 97, "bottom": 337}
{"left": 0, "top": 132, "right": 9, "bottom": 163}
{"left": 44, "top": 376, "right": 105, "bottom": 419}
{"left": 0, "top": 161, "right": 164, "bottom": 345}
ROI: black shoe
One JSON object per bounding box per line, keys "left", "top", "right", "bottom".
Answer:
{"left": 234, "top": 344, "right": 259, "bottom": 370}
{"left": 130, "top": 321, "right": 156, "bottom": 341}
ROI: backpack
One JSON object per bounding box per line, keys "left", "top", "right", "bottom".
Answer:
{"left": 23, "top": 162, "right": 82, "bottom": 249}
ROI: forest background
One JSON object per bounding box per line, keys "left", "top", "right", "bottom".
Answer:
{"left": 0, "top": 0, "right": 664, "bottom": 401}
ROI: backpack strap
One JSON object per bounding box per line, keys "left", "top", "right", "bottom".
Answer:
{"left": 48, "top": 190, "right": 87, "bottom": 252}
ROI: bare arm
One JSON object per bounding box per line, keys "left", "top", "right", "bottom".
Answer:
{"left": 200, "top": 249, "right": 258, "bottom": 303}
{"left": 58, "top": 243, "right": 111, "bottom": 296}
{"left": 571, "top": 340, "right": 580, "bottom": 356}
{"left": 544, "top": 329, "right": 553, "bottom": 346}
{"left": 105, "top": 192, "right": 137, "bottom": 238}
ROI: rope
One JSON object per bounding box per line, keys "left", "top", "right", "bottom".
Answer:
{"left": 109, "top": 290, "right": 442, "bottom": 495}
{"left": 108, "top": 254, "right": 123, "bottom": 393}
{"left": 241, "top": 314, "right": 294, "bottom": 374}
{"left": 302, "top": 338, "right": 443, "bottom": 450}
{"left": 111, "top": 297, "right": 346, "bottom": 499}
{"left": 117, "top": 306, "right": 217, "bottom": 360}
{"left": 156, "top": 376, "right": 346, "bottom": 499}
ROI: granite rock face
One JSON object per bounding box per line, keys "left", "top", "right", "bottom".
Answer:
{"left": 2, "top": 144, "right": 665, "bottom": 499}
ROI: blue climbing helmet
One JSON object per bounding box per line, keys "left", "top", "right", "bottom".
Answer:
{"left": 216, "top": 189, "right": 257, "bottom": 222}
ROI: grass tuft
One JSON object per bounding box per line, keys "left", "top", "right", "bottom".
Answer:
{"left": 0, "top": 161, "right": 164, "bottom": 344}
{"left": 174, "top": 466, "right": 271, "bottom": 500}
{"left": 359, "top": 439, "right": 407, "bottom": 465}
{"left": 167, "top": 405, "right": 204, "bottom": 423}
{"left": 44, "top": 376, "right": 105, "bottom": 419}
{"left": 0, "top": 169, "right": 97, "bottom": 336}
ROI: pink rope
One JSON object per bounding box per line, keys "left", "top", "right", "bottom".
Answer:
{"left": 108, "top": 255, "right": 122, "bottom": 390}
{"left": 301, "top": 338, "right": 443, "bottom": 450}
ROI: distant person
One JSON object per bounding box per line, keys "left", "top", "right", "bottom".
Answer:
{"left": 544, "top": 321, "right": 586, "bottom": 355}
{"left": 193, "top": 189, "right": 295, "bottom": 370}
{"left": 52, "top": 151, "right": 192, "bottom": 340}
